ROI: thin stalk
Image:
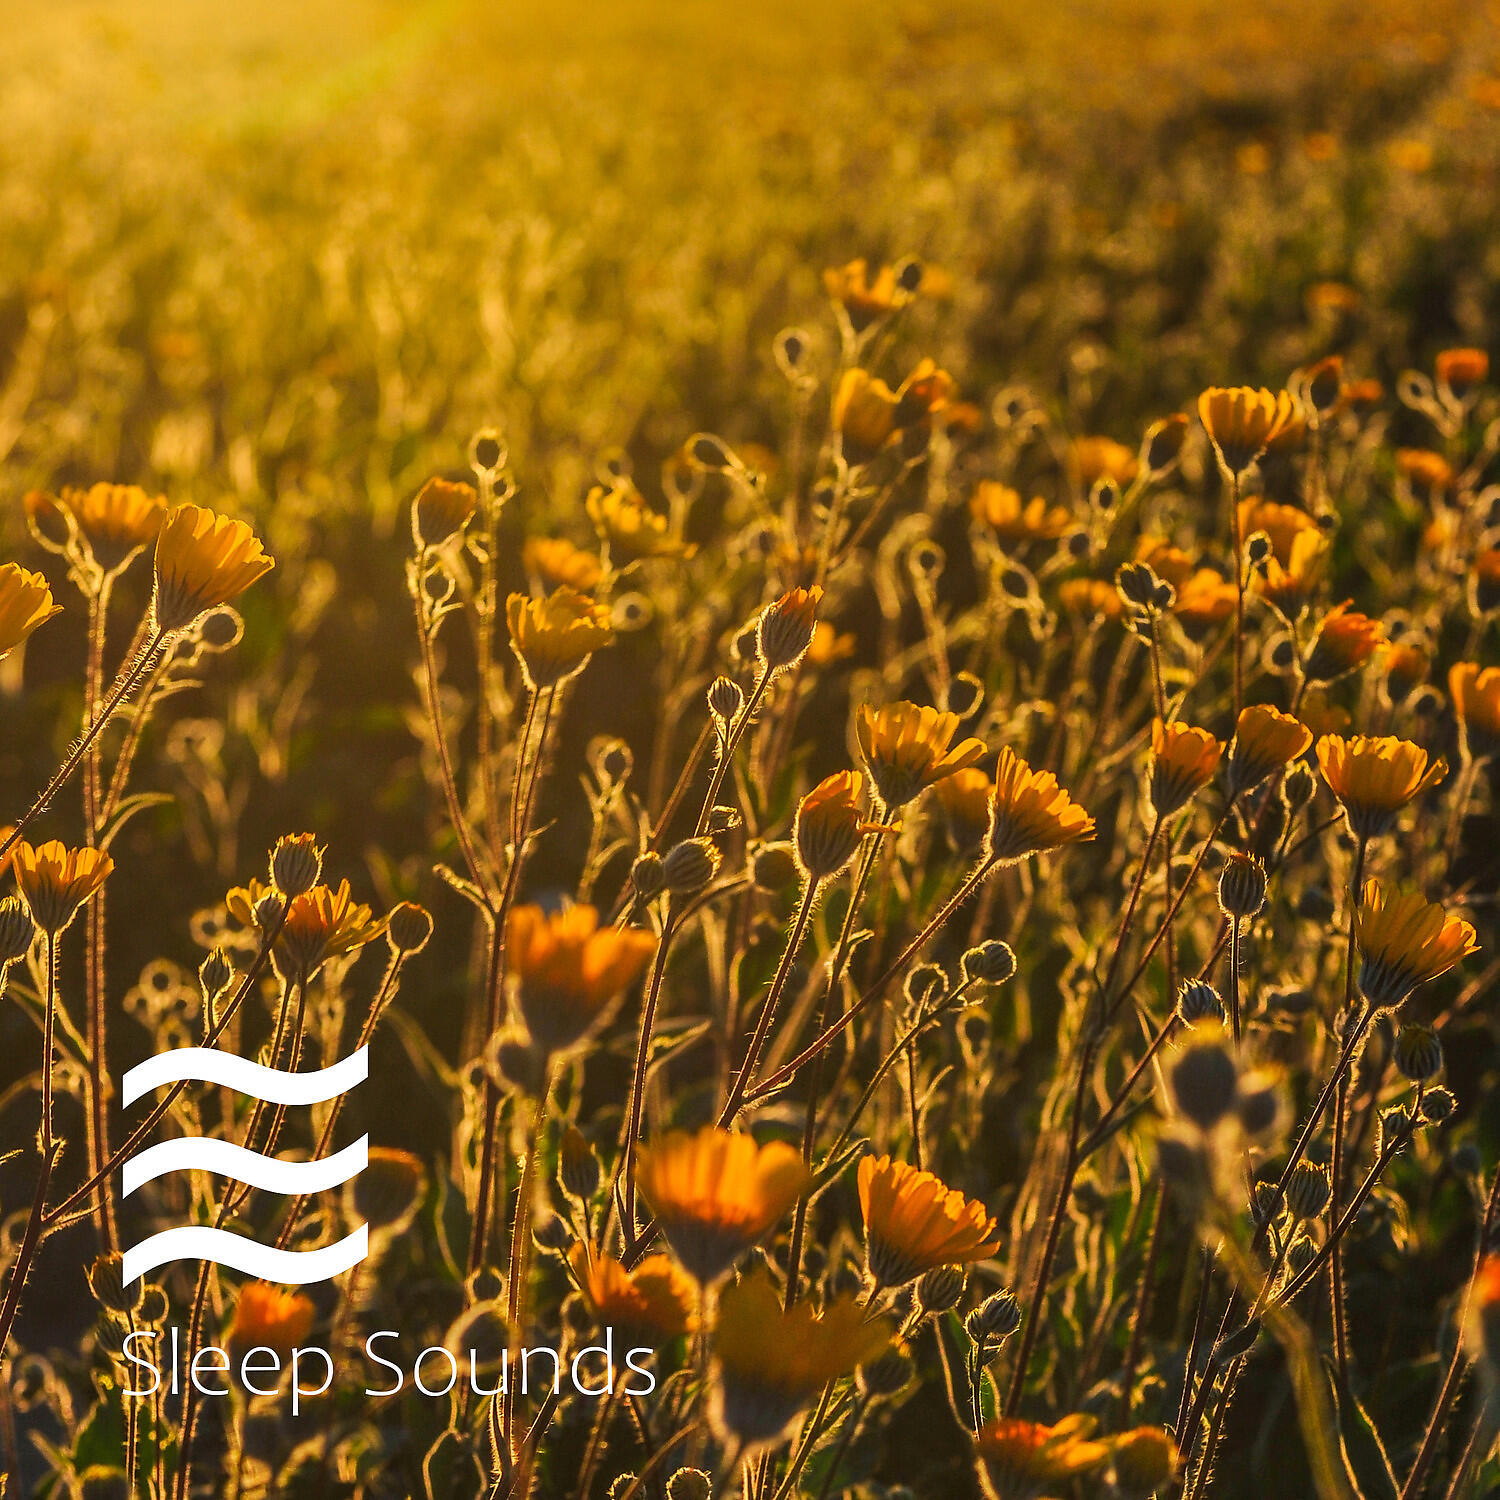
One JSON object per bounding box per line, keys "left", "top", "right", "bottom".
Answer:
{"left": 1230, "top": 472, "right": 1244, "bottom": 719}
{"left": 1119, "top": 1180, "right": 1166, "bottom": 1425}
{"left": 694, "top": 668, "right": 771, "bottom": 836}
{"left": 501, "top": 1069, "right": 553, "bottom": 1466}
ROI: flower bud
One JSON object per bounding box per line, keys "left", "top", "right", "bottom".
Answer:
{"left": 0, "top": 896, "right": 37, "bottom": 964}
{"left": 489, "top": 1033, "right": 547, "bottom": 1097}
{"left": 795, "top": 771, "right": 866, "bottom": 880}
{"left": 1144, "top": 412, "right": 1190, "bottom": 473}
{"left": 1218, "top": 853, "right": 1266, "bottom": 920}
{"left": 1286, "top": 1235, "right": 1318, "bottom": 1276}
{"left": 1175, "top": 979, "right": 1226, "bottom": 1027}
{"left": 1379, "top": 1104, "right": 1414, "bottom": 1151}
{"left": 630, "top": 852, "right": 665, "bottom": 899}
{"left": 750, "top": 842, "right": 799, "bottom": 892}
{"left": 666, "top": 1471, "right": 713, "bottom": 1500}
{"left": 1421, "top": 1087, "right": 1456, "bottom": 1125}
{"left": 1394, "top": 1024, "right": 1443, "bottom": 1083}
{"left": 559, "top": 1127, "right": 601, "bottom": 1203}
{"left": 965, "top": 1288, "right": 1022, "bottom": 1343}
{"left": 857, "top": 1341, "right": 915, "bottom": 1398}
{"left": 387, "top": 901, "right": 434, "bottom": 954}
{"left": 961, "top": 941, "right": 1017, "bottom": 986}
{"left": 199, "top": 948, "right": 234, "bottom": 1002}
{"left": 916, "top": 1264, "right": 967, "bottom": 1313}
{"left": 707, "top": 676, "right": 744, "bottom": 723}
{"left": 270, "top": 834, "right": 323, "bottom": 899}
{"left": 1116, "top": 561, "right": 1162, "bottom": 613}
{"left": 87, "top": 1251, "right": 143, "bottom": 1316}
{"left": 253, "top": 892, "right": 285, "bottom": 930}
{"left": 660, "top": 839, "right": 721, "bottom": 895}
{"left": 1284, "top": 1161, "right": 1331, "bottom": 1221}
{"left": 533, "top": 1212, "right": 574, "bottom": 1254}
{"left": 757, "top": 587, "right": 822, "bottom": 671}
{"left": 705, "top": 805, "right": 742, "bottom": 835}
{"left": 903, "top": 963, "right": 947, "bottom": 1009}
{"left": 1236, "top": 1070, "right": 1283, "bottom": 1138}
{"left": 592, "top": 738, "right": 634, "bottom": 785}
{"left": 1170, "top": 1036, "right": 1239, "bottom": 1132}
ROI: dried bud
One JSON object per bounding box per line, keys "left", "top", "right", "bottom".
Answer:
{"left": 916, "top": 1264, "right": 967, "bottom": 1313}
{"left": 961, "top": 941, "right": 1017, "bottom": 987}
{"left": 660, "top": 839, "right": 721, "bottom": 895}
{"left": 1284, "top": 1161, "right": 1331, "bottom": 1221}
{"left": 1218, "top": 853, "right": 1267, "bottom": 921}
{"left": 689, "top": 433, "right": 735, "bottom": 470}
{"left": 559, "top": 1127, "right": 601, "bottom": 1202}
{"left": 965, "top": 1289, "right": 1022, "bottom": 1343}
{"left": 1176, "top": 979, "right": 1226, "bottom": 1026}
{"left": 0, "top": 896, "right": 37, "bottom": 964}
{"left": 591, "top": 737, "right": 634, "bottom": 785}
{"left": 1144, "top": 413, "right": 1190, "bottom": 473}
{"left": 387, "top": 901, "right": 434, "bottom": 954}
{"left": 270, "top": 834, "right": 323, "bottom": 899}
{"left": 631, "top": 852, "right": 665, "bottom": 899}
{"left": 706, "top": 805, "right": 743, "bottom": 835}
{"left": 1116, "top": 561, "right": 1162, "bottom": 613}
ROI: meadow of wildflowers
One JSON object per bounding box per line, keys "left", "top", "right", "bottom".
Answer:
{"left": 1, "top": 1, "right": 1500, "bottom": 1496}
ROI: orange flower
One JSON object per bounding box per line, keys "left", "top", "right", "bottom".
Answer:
{"left": 805, "top": 620, "right": 856, "bottom": 666}
{"left": 1134, "top": 536, "right": 1196, "bottom": 590}
{"left": 1236, "top": 498, "right": 1318, "bottom": 567}
{"left": 0, "top": 564, "right": 63, "bottom": 659}
{"left": 277, "top": 880, "right": 386, "bottom": 978}
{"left": 1197, "top": 387, "right": 1297, "bottom": 476}
{"left": 506, "top": 904, "right": 655, "bottom": 1055}
{"left": 635, "top": 1127, "right": 809, "bottom": 1284}
{"left": 1058, "top": 577, "right": 1123, "bottom": 621}
{"left": 975, "top": 1414, "right": 1111, "bottom": 1500}
{"left": 411, "top": 477, "right": 478, "bottom": 550}
{"left": 506, "top": 587, "right": 614, "bottom": 688}
{"left": 1256, "top": 529, "right": 1328, "bottom": 618}
{"left": 585, "top": 480, "right": 686, "bottom": 562}
{"left": 757, "top": 586, "right": 822, "bottom": 670}
{"left": 833, "top": 368, "right": 901, "bottom": 464}
{"left": 522, "top": 537, "right": 601, "bottom": 593}
{"left": 1304, "top": 601, "right": 1384, "bottom": 682}
{"left": 1148, "top": 720, "right": 1223, "bottom": 816}
{"left": 1172, "top": 569, "right": 1237, "bottom": 637}
{"left": 712, "top": 1268, "right": 890, "bottom": 1448}
{"left": 1474, "top": 550, "right": 1500, "bottom": 614}
{"left": 985, "top": 746, "right": 1095, "bottom": 864}
{"left": 12, "top": 840, "right": 113, "bottom": 934}
{"left": 1355, "top": 881, "right": 1477, "bottom": 1010}
{"left": 568, "top": 1243, "right": 696, "bottom": 1344}
{"left": 1381, "top": 642, "right": 1430, "bottom": 702}
{"left": 822, "top": 257, "right": 910, "bottom": 332}
{"left": 1226, "top": 704, "right": 1312, "bottom": 793}
{"left": 858, "top": 1155, "right": 1001, "bottom": 1286}
{"left": 1069, "top": 434, "right": 1138, "bottom": 489}
{"left": 794, "top": 770, "right": 870, "bottom": 879}
{"left": 1450, "top": 662, "right": 1500, "bottom": 759}
{"left": 1395, "top": 448, "right": 1453, "bottom": 492}
{"left": 1436, "top": 347, "right": 1488, "bottom": 401}
{"left": 152, "top": 504, "right": 274, "bottom": 631}
{"left": 1317, "top": 734, "right": 1447, "bottom": 840}
{"left": 970, "top": 482, "right": 1071, "bottom": 544}
{"left": 855, "top": 702, "right": 985, "bottom": 808}
{"left": 229, "top": 1283, "right": 316, "bottom": 1358}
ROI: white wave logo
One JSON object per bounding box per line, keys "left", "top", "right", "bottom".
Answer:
{"left": 120, "top": 1047, "right": 371, "bottom": 1285}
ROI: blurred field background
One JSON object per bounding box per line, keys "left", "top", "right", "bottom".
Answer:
{"left": 3, "top": 2, "right": 1500, "bottom": 1493}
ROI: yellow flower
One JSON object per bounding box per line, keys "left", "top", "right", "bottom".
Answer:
{"left": 974, "top": 1414, "right": 1111, "bottom": 1500}
{"left": 1108, "top": 1427, "right": 1180, "bottom": 1495}
{"left": 1069, "top": 434, "right": 1138, "bottom": 489}
{"left": 1226, "top": 704, "right": 1312, "bottom": 794}
{"left": 935, "top": 767, "right": 993, "bottom": 852}
{"left": 152, "top": 504, "right": 274, "bottom": 631}
{"left": 1256, "top": 528, "right": 1328, "bottom": 618}
{"left": 855, "top": 701, "right": 986, "bottom": 809}
{"left": 12, "top": 840, "right": 113, "bottom": 934}
{"left": 712, "top": 1268, "right": 891, "bottom": 1448}
{"left": 229, "top": 1283, "right": 316, "bottom": 1358}
{"left": 507, "top": 904, "right": 655, "bottom": 1056}
{"left": 411, "top": 477, "right": 478, "bottom": 549}
{"left": 506, "top": 586, "right": 614, "bottom": 689}
{"left": 1148, "top": 720, "right": 1223, "bottom": 817}
{"left": 1317, "top": 734, "right": 1447, "bottom": 840}
{"left": 635, "top": 1127, "right": 809, "bottom": 1284}
{"left": 1197, "top": 386, "right": 1297, "bottom": 476}
{"left": 757, "top": 585, "right": 822, "bottom": 670}
{"left": 794, "top": 769, "right": 870, "bottom": 879}
{"left": 1172, "top": 569, "right": 1237, "bottom": 638}
{"left": 1134, "top": 536, "right": 1196, "bottom": 590}
{"left": 1304, "top": 601, "right": 1385, "bottom": 683}
{"left": 805, "top": 620, "right": 857, "bottom": 666}
{"left": 833, "top": 368, "right": 900, "bottom": 465}
{"left": 568, "top": 1243, "right": 696, "bottom": 1344}
{"left": 1452, "top": 662, "right": 1500, "bottom": 759}
{"left": 277, "top": 880, "right": 386, "bottom": 979}
{"left": 1355, "top": 881, "right": 1477, "bottom": 1010}
{"left": 60, "top": 483, "right": 167, "bottom": 574}
{"left": 1058, "top": 577, "right": 1123, "bottom": 621}
{"left": 970, "top": 482, "right": 1071, "bottom": 545}
{"left": 822, "top": 257, "right": 909, "bottom": 332}
{"left": 0, "top": 563, "right": 63, "bottom": 659}
{"left": 1436, "top": 347, "right": 1489, "bottom": 401}
{"left": 522, "top": 536, "right": 603, "bottom": 593}
{"left": 858, "top": 1154, "right": 1002, "bottom": 1287}
{"left": 985, "top": 746, "right": 1095, "bottom": 864}
{"left": 585, "top": 480, "right": 686, "bottom": 562}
